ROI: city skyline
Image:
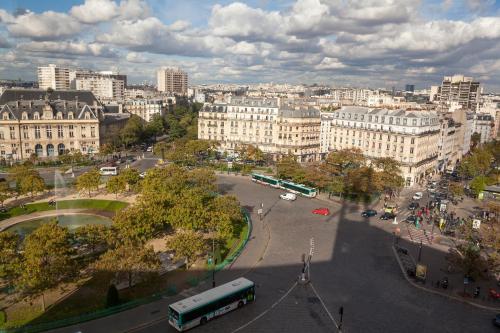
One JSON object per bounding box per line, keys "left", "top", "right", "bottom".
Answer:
{"left": 0, "top": 0, "right": 499, "bottom": 91}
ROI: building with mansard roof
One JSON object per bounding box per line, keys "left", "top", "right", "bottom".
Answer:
{"left": 0, "top": 89, "right": 106, "bottom": 160}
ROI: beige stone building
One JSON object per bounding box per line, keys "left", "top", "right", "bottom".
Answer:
{"left": 320, "top": 106, "right": 440, "bottom": 186}
{"left": 198, "top": 97, "right": 320, "bottom": 162}
{"left": 0, "top": 89, "right": 103, "bottom": 160}
{"left": 157, "top": 67, "right": 188, "bottom": 95}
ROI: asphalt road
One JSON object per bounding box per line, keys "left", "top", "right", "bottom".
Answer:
{"left": 127, "top": 175, "right": 496, "bottom": 333}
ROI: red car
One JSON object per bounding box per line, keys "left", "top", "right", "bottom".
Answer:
{"left": 312, "top": 208, "right": 330, "bottom": 216}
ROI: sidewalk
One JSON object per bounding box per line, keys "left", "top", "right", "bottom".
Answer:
{"left": 393, "top": 238, "right": 500, "bottom": 312}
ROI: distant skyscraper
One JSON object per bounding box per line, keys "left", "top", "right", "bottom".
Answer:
{"left": 405, "top": 84, "right": 415, "bottom": 92}
{"left": 37, "top": 64, "right": 70, "bottom": 90}
{"left": 157, "top": 67, "right": 188, "bottom": 95}
{"left": 438, "top": 74, "right": 480, "bottom": 111}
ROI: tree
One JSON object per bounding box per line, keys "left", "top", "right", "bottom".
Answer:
{"left": 106, "top": 176, "right": 126, "bottom": 198}
{"left": 471, "top": 132, "right": 481, "bottom": 149}
{"left": 0, "top": 231, "right": 21, "bottom": 286}
{"left": 98, "top": 144, "right": 115, "bottom": 162}
{"left": 449, "top": 182, "right": 465, "bottom": 199}
{"left": 114, "top": 205, "right": 164, "bottom": 244}
{"left": 373, "top": 157, "right": 404, "bottom": 197}
{"left": 119, "top": 168, "right": 141, "bottom": 192}
{"left": 322, "top": 148, "right": 365, "bottom": 176}
{"left": 207, "top": 195, "right": 242, "bottom": 241}
{"left": 94, "top": 244, "right": 160, "bottom": 288}
{"left": 120, "top": 115, "right": 145, "bottom": 147}
{"left": 74, "top": 224, "right": 110, "bottom": 254}
{"left": 237, "top": 144, "right": 264, "bottom": 164}
{"left": 145, "top": 114, "right": 165, "bottom": 141}
{"left": 19, "top": 222, "right": 75, "bottom": 310}
{"left": 346, "top": 166, "right": 380, "bottom": 198}
{"left": 276, "top": 155, "right": 306, "bottom": 182}
{"left": 9, "top": 165, "right": 45, "bottom": 196}
{"left": 166, "top": 230, "right": 206, "bottom": 268}
{"left": 469, "top": 175, "right": 488, "bottom": 197}
{"left": 76, "top": 168, "right": 101, "bottom": 197}
{"left": 0, "top": 181, "right": 12, "bottom": 207}
{"left": 105, "top": 284, "right": 120, "bottom": 308}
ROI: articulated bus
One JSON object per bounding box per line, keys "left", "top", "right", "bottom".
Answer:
{"left": 251, "top": 173, "right": 317, "bottom": 198}
{"left": 251, "top": 173, "right": 280, "bottom": 188}
{"left": 168, "top": 277, "right": 255, "bottom": 331}
{"left": 280, "top": 180, "right": 317, "bottom": 198}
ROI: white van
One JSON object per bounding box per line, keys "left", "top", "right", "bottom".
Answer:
{"left": 99, "top": 166, "right": 118, "bottom": 176}
{"left": 280, "top": 193, "right": 297, "bottom": 201}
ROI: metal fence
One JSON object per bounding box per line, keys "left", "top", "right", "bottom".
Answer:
{"left": 0, "top": 211, "right": 252, "bottom": 333}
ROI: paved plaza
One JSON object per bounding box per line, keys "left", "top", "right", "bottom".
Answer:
{"left": 51, "top": 174, "right": 497, "bottom": 333}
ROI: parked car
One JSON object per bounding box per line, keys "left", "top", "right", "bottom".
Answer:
{"left": 380, "top": 212, "right": 396, "bottom": 220}
{"left": 139, "top": 172, "right": 146, "bottom": 178}
{"left": 409, "top": 202, "right": 420, "bottom": 210}
{"left": 146, "top": 146, "right": 153, "bottom": 152}
{"left": 280, "top": 193, "right": 297, "bottom": 201}
{"left": 406, "top": 215, "right": 417, "bottom": 224}
{"left": 492, "top": 313, "right": 500, "bottom": 327}
{"left": 412, "top": 192, "right": 423, "bottom": 200}
{"left": 312, "top": 208, "right": 330, "bottom": 216}
{"left": 361, "top": 209, "right": 377, "bottom": 217}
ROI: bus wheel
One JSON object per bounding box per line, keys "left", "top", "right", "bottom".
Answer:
{"left": 200, "top": 317, "right": 207, "bottom": 325}
{"left": 238, "top": 301, "right": 244, "bottom": 308}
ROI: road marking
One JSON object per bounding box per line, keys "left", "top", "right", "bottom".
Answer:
{"left": 309, "top": 283, "right": 339, "bottom": 330}
{"left": 231, "top": 281, "right": 298, "bottom": 333}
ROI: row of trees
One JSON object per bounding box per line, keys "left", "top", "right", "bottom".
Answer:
{"left": 0, "top": 164, "right": 46, "bottom": 207}
{"left": 277, "top": 148, "right": 405, "bottom": 199}
{"left": 458, "top": 142, "right": 499, "bottom": 196}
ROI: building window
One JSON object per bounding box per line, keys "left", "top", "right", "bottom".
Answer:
{"left": 401, "top": 137, "right": 404, "bottom": 143}
{"left": 411, "top": 138, "right": 415, "bottom": 144}
{"left": 22, "top": 112, "right": 28, "bottom": 120}
{"left": 85, "top": 112, "right": 90, "bottom": 119}
{"left": 410, "top": 148, "right": 414, "bottom": 154}
{"left": 81, "top": 126, "right": 86, "bottom": 138}
{"left": 35, "top": 126, "right": 40, "bottom": 139}
{"left": 403, "top": 118, "right": 407, "bottom": 125}
{"left": 46, "top": 125, "right": 52, "bottom": 139}
{"left": 9, "top": 126, "right": 15, "bottom": 139}
{"left": 91, "top": 126, "right": 96, "bottom": 138}
{"left": 69, "top": 125, "right": 74, "bottom": 138}
{"left": 57, "top": 125, "right": 63, "bottom": 138}
{"left": 23, "top": 125, "right": 29, "bottom": 139}
{"left": 68, "top": 112, "right": 73, "bottom": 120}
{"left": 3, "top": 113, "right": 9, "bottom": 120}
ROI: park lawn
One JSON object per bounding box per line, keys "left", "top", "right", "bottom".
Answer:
{"left": 0, "top": 199, "right": 128, "bottom": 221}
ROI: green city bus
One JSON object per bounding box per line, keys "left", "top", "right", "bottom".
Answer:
{"left": 168, "top": 278, "right": 255, "bottom": 331}
{"left": 279, "top": 180, "right": 317, "bottom": 198}
{"left": 251, "top": 173, "right": 280, "bottom": 188}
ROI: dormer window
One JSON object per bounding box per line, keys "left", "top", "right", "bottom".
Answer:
{"left": 3, "top": 113, "right": 9, "bottom": 120}
{"left": 34, "top": 112, "right": 40, "bottom": 120}
{"left": 22, "top": 112, "right": 28, "bottom": 120}
{"left": 84, "top": 112, "right": 90, "bottom": 119}
{"left": 56, "top": 112, "right": 63, "bottom": 120}
{"left": 68, "top": 112, "right": 74, "bottom": 120}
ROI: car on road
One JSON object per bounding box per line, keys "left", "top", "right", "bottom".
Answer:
{"left": 492, "top": 313, "right": 500, "bottom": 327}
{"left": 146, "top": 146, "right": 153, "bottom": 152}
{"left": 412, "top": 192, "right": 423, "bottom": 200}
{"left": 405, "top": 215, "right": 417, "bottom": 224}
{"left": 380, "top": 212, "right": 396, "bottom": 220}
{"left": 408, "top": 202, "right": 420, "bottom": 210}
{"left": 280, "top": 193, "right": 297, "bottom": 201}
{"left": 361, "top": 209, "right": 377, "bottom": 217}
{"left": 312, "top": 208, "right": 330, "bottom": 216}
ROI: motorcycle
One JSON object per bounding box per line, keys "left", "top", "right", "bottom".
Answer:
{"left": 442, "top": 277, "right": 449, "bottom": 289}
{"left": 473, "top": 286, "right": 480, "bottom": 298}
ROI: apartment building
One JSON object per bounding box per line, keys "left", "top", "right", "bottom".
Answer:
{"left": 76, "top": 76, "right": 124, "bottom": 101}
{"left": 320, "top": 106, "right": 440, "bottom": 186}
{"left": 124, "top": 99, "right": 165, "bottom": 122}
{"left": 0, "top": 89, "right": 103, "bottom": 160}
{"left": 37, "top": 64, "right": 70, "bottom": 90}
{"left": 437, "top": 118, "right": 462, "bottom": 172}
{"left": 198, "top": 97, "right": 320, "bottom": 162}
{"left": 473, "top": 113, "right": 494, "bottom": 143}
{"left": 437, "top": 75, "right": 480, "bottom": 111}
{"left": 157, "top": 67, "right": 188, "bottom": 95}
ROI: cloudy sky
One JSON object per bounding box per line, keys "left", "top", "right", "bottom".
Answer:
{"left": 0, "top": 0, "right": 499, "bottom": 91}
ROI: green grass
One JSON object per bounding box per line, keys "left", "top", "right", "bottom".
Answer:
{"left": 0, "top": 199, "right": 128, "bottom": 221}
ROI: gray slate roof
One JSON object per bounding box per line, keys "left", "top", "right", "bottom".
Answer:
{"left": 0, "top": 89, "right": 100, "bottom": 106}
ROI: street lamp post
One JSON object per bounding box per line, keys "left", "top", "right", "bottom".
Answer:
{"left": 211, "top": 238, "right": 216, "bottom": 288}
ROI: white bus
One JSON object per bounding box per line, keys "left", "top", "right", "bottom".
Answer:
{"left": 168, "top": 277, "right": 255, "bottom": 331}
{"left": 99, "top": 166, "right": 118, "bottom": 176}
